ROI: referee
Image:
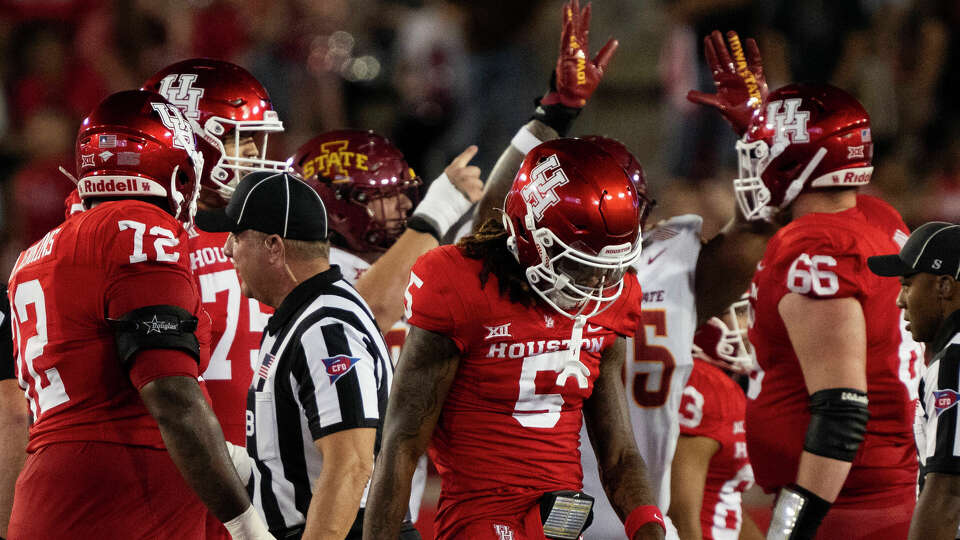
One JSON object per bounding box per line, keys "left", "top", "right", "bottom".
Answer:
{"left": 199, "top": 171, "right": 417, "bottom": 540}
{"left": 868, "top": 221, "right": 960, "bottom": 540}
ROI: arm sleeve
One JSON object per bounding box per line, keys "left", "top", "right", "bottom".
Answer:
{"left": 926, "top": 345, "right": 960, "bottom": 475}
{"left": 405, "top": 248, "right": 467, "bottom": 351}
{"left": 0, "top": 285, "right": 13, "bottom": 381}
{"left": 295, "top": 320, "right": 381, "bottom": 440}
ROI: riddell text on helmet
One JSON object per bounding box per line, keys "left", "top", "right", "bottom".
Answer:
{"left": 83, "top": 178, "right": 155, "bottom": 194}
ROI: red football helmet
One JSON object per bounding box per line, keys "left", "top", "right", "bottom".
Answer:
{"left": 289, "top": 129, "right": 421, "bottom": 253}
{"left": 503, "top": 138, "right": 642, "bottom": 318}
{"left": 734, "top": 83, "right": 873, "bottom": 221}
{"left": 75, "top": 90, "right": 204, "bottom": 222}
{"left": 142, "top": 58, "right": 285, "bottom": 203}
{"left": 692, "top": 295, "right": 754, "bottom": 374}
{"left": 581, "top": 135, "right": 655, "bottom": 230}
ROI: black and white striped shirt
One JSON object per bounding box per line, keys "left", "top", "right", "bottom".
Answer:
{"left": 246, "top": 266, "right": 391, "bottom": 533}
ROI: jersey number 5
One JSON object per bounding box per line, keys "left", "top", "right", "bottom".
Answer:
{"left": 632, "top": 309, "right": 676, "bottom": 408}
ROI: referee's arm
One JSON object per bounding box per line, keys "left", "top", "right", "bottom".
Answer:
{"left": 298, "top": 320, "right": 382, "bottom": 540}
{"left": 304, "top": 428, "right": 375, "bottom": 539}
{"left": 0, "top": 287, "right": 28, "bottom": 539}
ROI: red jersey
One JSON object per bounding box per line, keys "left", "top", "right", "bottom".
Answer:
{"left": 405, "top": 245, "right": 642, "bottom": 538}
{"left": 745, "top": 195, "right": 921, "bottom": 504}
{"left": 679, "top": 360, "right": 754, "bottom": 540}
{"left": 9, "top": 200, "right": 209, "bottom": 452}
{"left": 188, "top": 227, "right": 270, "bottom": 444}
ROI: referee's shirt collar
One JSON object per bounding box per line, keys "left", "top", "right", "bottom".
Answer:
{"left": 266, "top": 265, "right": 344, "bottom": 334}
{"left": 932, "top": 309, "right": 960, "bottom": 355}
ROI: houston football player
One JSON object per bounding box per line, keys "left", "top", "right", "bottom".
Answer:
{"left": 142, "top": 59, "right": 285, "bottom": 539}
{"left": 365, "top": 138, "right": 665, "bottom": 540}
{"left": 669, "top": 299, "right": 760, "bottom": 540}
{"left": 737, "top": 82, "right": 923, "bottom": 537}
{"left": 7, "top": 90, "right": 271, "bottom": 539}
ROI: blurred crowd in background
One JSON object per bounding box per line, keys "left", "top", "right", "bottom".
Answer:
{"left": 0, "top": 0, "right": 957, "bottom": 277}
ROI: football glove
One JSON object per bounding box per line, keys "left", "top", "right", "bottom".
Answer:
{"left": 687, "top": 30, "right": 768, "bottom": 136}
{"left": 534, "top": 0, "right": 618, "bottom": 135}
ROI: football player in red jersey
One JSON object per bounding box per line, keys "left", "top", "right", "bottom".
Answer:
{"left": 6, "top": 90, "right": 272, "bottom": 539}
{"left": 736, "top": 83, "right": 923, "bottom": 538}
{"left": 670, "top": 299, "right": 762, "bottom": 540}
{"left": 142, "top": 59, "right": 284, "bottom": 540}
{"left": 364, "top": 138, "right": 665, "bottom": 540}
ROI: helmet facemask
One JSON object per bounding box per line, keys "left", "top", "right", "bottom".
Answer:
{"left": 202, "top": 111, "right": 286, "bottom": 198}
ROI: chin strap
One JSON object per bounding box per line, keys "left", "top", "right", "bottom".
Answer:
{"left": 556, "top": 315, "right": 590, "bottom": 389}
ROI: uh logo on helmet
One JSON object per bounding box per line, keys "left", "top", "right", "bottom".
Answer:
{"left": 734, "top": 82, "right": 874, "bottom": 222}
{"left": 503, "top": 138, "right": 643, "bottom": 319}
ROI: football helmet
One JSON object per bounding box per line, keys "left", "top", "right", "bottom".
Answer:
{"left": 692, "top": 296, "right": 754, "bottom": 374}
{"left": 75, "top": 90, "right": 204, "bottom": 222}
{"left": 581, "top": 135, "right": 655, "bottom": 230}
{"left": 289, "top": 129, "right": 421, "bottom": 253}
{"left": 142, "top": 59, "right": 285, "bottom": 203}
{"left": 734, "top": 82, "right": 873, "bottom": 221}
{"left": 503, "top": 138, "right": 642, "bottom": 319}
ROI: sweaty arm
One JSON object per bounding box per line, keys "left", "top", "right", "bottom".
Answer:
{"left": 0, "top": 379, "right": 27, "bottom": 538}
{"left": 583, "top": 337, "right": 665, "bottom": 540}
{"left": 303, "top": 428, "right": 376, "bottom": 540}
{"left": 668, "top": 435, "right": 719, "bottom": 540}
{"left": 362, "top": 326, "right": 461, "bottom": 540}
{"left": 695, "top": 212, "right": 777, "bottom": 326}
{"left": 773, "top": 294, "right": 868, "bottom": 534}
{"left": 908, "top": 473, "right": 960, "bottom": 540}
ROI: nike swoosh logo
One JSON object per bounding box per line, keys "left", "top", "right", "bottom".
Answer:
{"left": 586, "top": 324, "right": 604, "bottom": 332}
{"left": 647, "top": 249, "right": 666, "bottom": 265}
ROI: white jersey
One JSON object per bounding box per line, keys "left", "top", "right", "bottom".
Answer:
{"left": 328, "top": 246, "right": 427, "bottom": 522}
{"left": 581, "top": 215, "right": 702, "bottom": 539}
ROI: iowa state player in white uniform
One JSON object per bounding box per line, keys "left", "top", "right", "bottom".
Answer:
{"left": 289, "top": 129, "right": 482, "bottom": 524}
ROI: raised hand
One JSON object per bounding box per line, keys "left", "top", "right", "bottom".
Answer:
{"left": 443, "top": 145, "right": 484, "bottom": 203}
{"left": 540, "top": 0, "right": 618, "bottom": 110}
{"left": 687, "top": 30, "right": 767, "bottom": 136}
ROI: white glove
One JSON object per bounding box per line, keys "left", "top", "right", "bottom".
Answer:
{"left": 226, "top": 441, "right": 253, "bottom": 484}
{"left": 223, "top": 504, "right": 274, "bottom": 540}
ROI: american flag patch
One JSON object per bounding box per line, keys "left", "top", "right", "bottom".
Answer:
{"left": 99, "top": 134, "right": 117, "bottom": 148}
{"left": 860, "top": 128, "right": 871, "bottom": 143}
{"left": 257, "top": 353, "right": 276, "bottom": 380}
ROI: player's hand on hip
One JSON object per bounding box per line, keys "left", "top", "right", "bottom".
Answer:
{"left": 686, "top": 30, "right": 767, "bottom": 136}
{"left": 443, "top": 145, "right": 484, "bottom": 203}
{"left": 540, "top": 0, "right": 618, "bottom": 109}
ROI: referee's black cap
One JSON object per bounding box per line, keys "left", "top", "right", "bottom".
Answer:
{"left": 196, "top": 171, "right": 328, "bottom": 241}
{"left": 868, "top": 221, "right": 960, "bottom": 279}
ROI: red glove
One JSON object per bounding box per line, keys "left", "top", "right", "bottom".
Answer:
{"left": 687, "top": 30, "right": 768, "bottom": 136}
{"left": 540, "top": 0, "right": 618, "bottom": 109}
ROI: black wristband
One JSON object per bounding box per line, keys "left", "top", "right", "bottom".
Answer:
{"left": 531, "top": 97, "right": 582, "bottom": 137}
{"left": 406, "top": 215, "right": 441, "bottom": 242}
{"left": 769, "top": 484, "right": 831, "bottom": 539}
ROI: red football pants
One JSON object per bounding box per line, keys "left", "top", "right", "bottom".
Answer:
{"left": 813, "top": 485, "right": 915, "bottom": 540}
{"left": 445, "top": 504, "right": 549, "bottom": 540}
{"left": 8, "top": 441, "right": 206, "bottom": 540}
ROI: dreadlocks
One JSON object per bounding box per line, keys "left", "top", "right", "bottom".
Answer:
{"left": 457, "top": 217, "right": 535, "bottom": 307}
